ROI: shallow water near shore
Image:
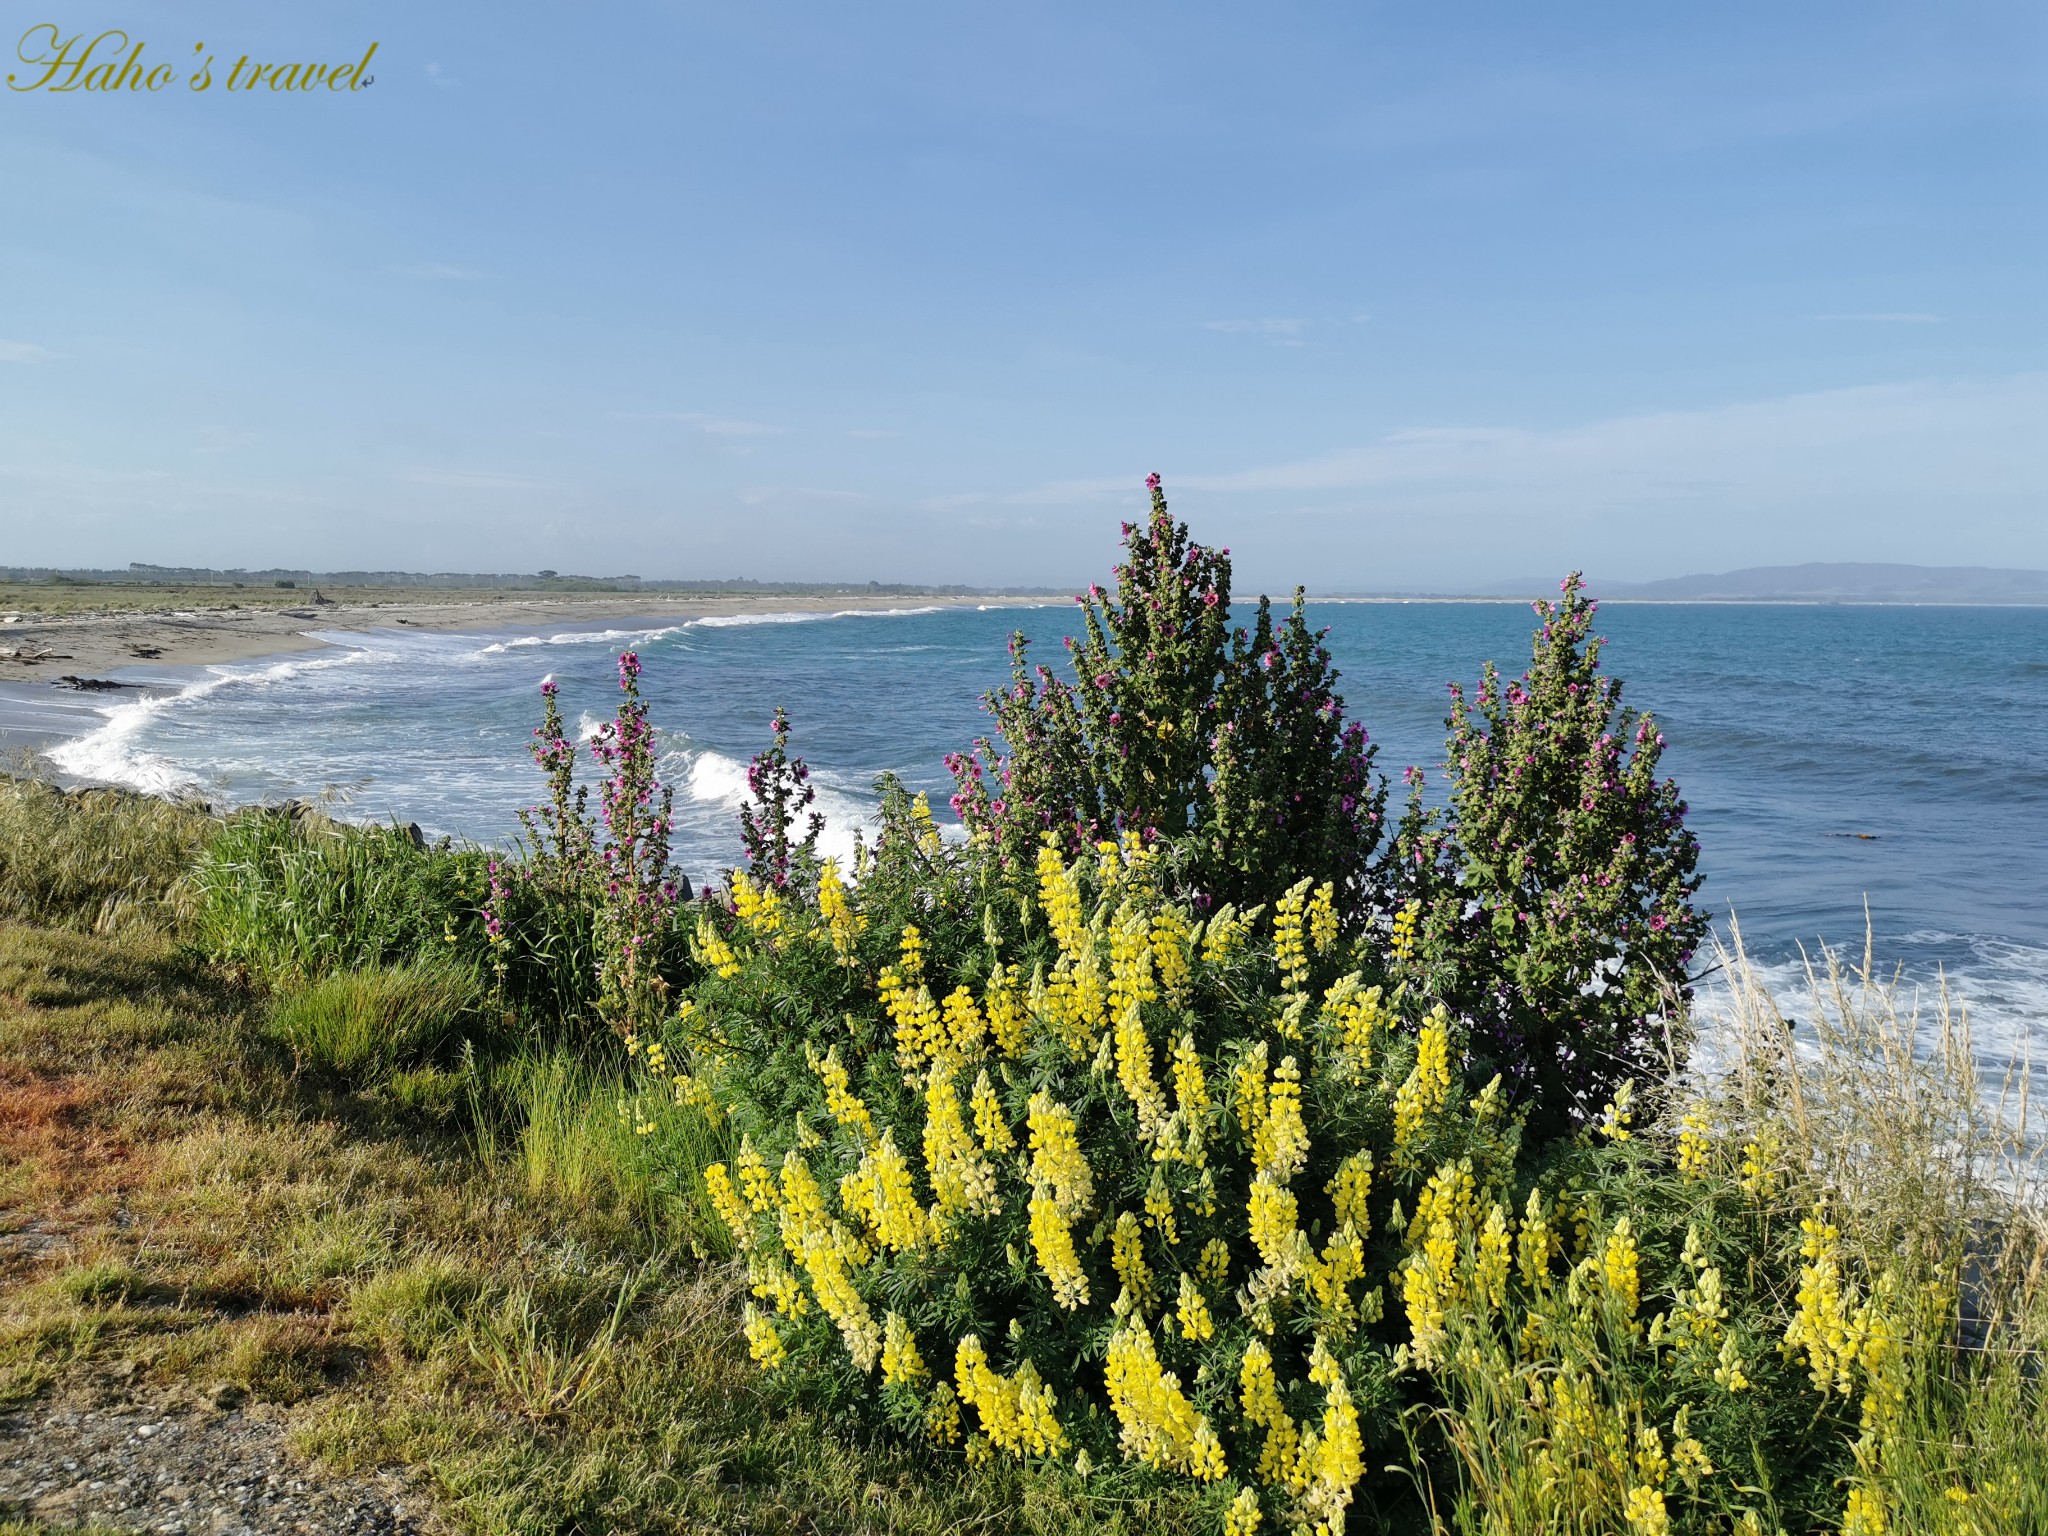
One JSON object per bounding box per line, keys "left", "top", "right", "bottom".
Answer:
{"left": 40, "top": 599, "right": 2048, "bottom": 1075}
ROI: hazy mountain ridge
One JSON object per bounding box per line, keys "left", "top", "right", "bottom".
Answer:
{"left": 1334, "top": 563, "right": 2048, "bottom": 604}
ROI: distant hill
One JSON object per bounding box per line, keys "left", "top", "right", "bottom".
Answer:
{"left": 1586, "top": 563, "right": 2048, "bottom": 604}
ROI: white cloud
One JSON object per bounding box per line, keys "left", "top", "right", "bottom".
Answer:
{"left": 0, "top": 340, "right": 54, "bottom": 364}
{"left": 1808, "top": 312, "right": 1942, "bottom": 324}
{"left": 1203, "top": 318, "right": 1306, "bottom": 346}
{"left": 392, "top": 263, "right": 482, "bottom": 281}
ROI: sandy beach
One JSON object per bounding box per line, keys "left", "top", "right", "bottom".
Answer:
{"left": 0, "top": 589, "right": 1047, "bottom": 758}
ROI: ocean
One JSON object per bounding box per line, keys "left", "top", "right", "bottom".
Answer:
{"left": 44, "top": 599, "right": 2048, "bottom": 1075}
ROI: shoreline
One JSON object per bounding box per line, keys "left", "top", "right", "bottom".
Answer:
{"left": 0, "top": 591, "right": 1054, "bottom": 759}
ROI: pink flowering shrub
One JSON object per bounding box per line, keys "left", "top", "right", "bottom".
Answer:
{"left": 1388, "top": 575, "right": 1707, "bottom": 1132}
{"left": 948, "top": 476, "right": 1382, "bottom": 911}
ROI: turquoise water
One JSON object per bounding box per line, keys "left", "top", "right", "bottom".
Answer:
{"left": 49, "top": 599, "right": 2048, "bottom": 1065}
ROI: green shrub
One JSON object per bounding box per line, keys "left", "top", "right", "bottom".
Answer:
{"left": 0, "top": 774, "right": 213, "bottom": 931}
{"left": 948, "top": 476, "right": 1382, "bottom": 908}
{"left": 1391, "top": 577, "right": 1707, "bottom": 1133}
{"left": 193, "top": 807, "right": 487, "bottom": 984}
{"left": 268, "top": 961, "right": 480, "bottom": 1081}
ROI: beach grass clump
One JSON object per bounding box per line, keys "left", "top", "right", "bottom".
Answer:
{"left": 267, "top": 960, "right": 481, "bottom": 1083}
{"left": 191, "top": 806, "right": 489, "bottom": 986}
{"left": 0, "top": 773, "right": 214, "bottom": 932}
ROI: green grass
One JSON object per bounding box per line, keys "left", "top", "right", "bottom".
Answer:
{"left": 0, "top": 775, "right": 213, "bottom": 933}
{"left": 268, "top": 961, "right": 481, "bottom": 1082}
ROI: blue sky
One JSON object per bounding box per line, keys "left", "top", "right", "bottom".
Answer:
{"left": 2, "top": 1, "right": 2042, "bottom": 590}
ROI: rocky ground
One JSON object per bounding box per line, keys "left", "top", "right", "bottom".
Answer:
{"left": 0, "top": 1370, "right": 428, "bottom": 1535}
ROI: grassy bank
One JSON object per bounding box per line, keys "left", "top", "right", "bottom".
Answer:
{"left": 1, "top": 774, "right": 2042, "bottom": 1535}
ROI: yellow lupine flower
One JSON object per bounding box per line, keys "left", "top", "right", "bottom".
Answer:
{"left": 1675, "top": 1108, "right": 1711, "bottom": 1177}
{"left": 923, "top": 1379, "right": 962, "bottom": 1443}
{"left": 1321, "top": 975, "right": 1381, "bottom": 1080}
{"left": 1112, "top": 1002, "right": 1170, "bottom": 1140}
{"left": 1169, "top": 1031, "right": 1210, "bottom": 1116}
{"left": 807, "top": 1042, "right": 875, "bottom": 1145}
{"left": 1176, "top": 1271, "right": 1215, "bottom": 1341}
{"left": 1028, "top": 1193, "right": 1091, "bottom": 1310}
{"left": 1151, "top": 908, "right": 1193, "bottom": 999}
{"left": 1025, "top": 1091, "right": 1094, "bottom": 1218}
{"left": 692, "top": 913, "right": 742, "bottom": 979}
{"left": 1103, "top": 1316, "right": 1226, "bottom": 1480}
{"left": 1390, "top": 901, "right": 1420, "bottom": 964}
{"left": 1248, "top": 1173, "right": 1301, "bottom": 1275}
{"left": 1785, "top": 1201, "right": 1862, "bottom": 1396}
{"left": 1036, "top": 843, "right": 1088, "bottom": 957}
{"left": 1471, "top": 1202, "right": 1512, "bottom": 1314}
{"left": 703, "top": 1162, "right": 755, "bottom": 1250}
{"left": 1392, "top": 1007, "right": 1454, "bottom": 1165}
{"left": 1326, "top": 1151, "right": 1374, "bottom": 1237}
{"left": 816, "top": 857, "right": 863, "bottom": 959}
{"left": 924, "top": 1067, "right": 1001, "bottom": 1221}
{"left": 1196, "top": 1237, "right": 1231, "bottom": 1287}
{"left": 1596, "top": 1079, "right": 1635, "bottom": 1141}
{"left": 1841, "top": 1486, "right": 1886, "bottom": 1536}
{"left": 1273, "top": 878, "right": 1312, "bottom": 993}
{"left": 742, "top": 1303, "right": 787, "bottom": 1369}
{"left": 729, "top": 868, "right": 784, "bottom": 935}
{"left": 1143, "top": 1167, "right": 1180, "bottom": 1245}
{"left": 1602, "top": 1217, "right": 1642, "bottom": 1319}
{"left": 953, "top": 1333, "right": 1067, "bottom": 1458}
{"left": 1108, "top": 901, "right": 1158, "bottom": 1019}
{"left": 969, "top": 1068, "right": 1015, "bottom": 1154}
{"left": 1235, "top": 1040, "right": 1270, "bottom": 1143}
{"left": 1238, "top": 1338, "right": 1303, "bottom": 1488}
{"left": 909, "top": 792, "right": 942, "bottom": 854}
{"left": 882, "top": 1310, "right": 930, "bottom": 1387}
{"left": 1300, "top": 1337, "right": 1366, "bottom": 1536}
{"left": 1307, "top": 881, "right": 1338, "bottom": 954}
{"left": 984, "top": 962, "right": 1027, "bottom": 1056}
{"left": 941, "top": 985, "right": 988, "bottom": 1059}
{"left": 1202, "top": 903, "right": 1251, "bottom": 962}
{"left": 1623, "top": 1484, "right": 1669, "bottom": 1536}
{"left": 839, "top": 1130, "right": 928, "bottom": 1253}
{"left": 1223, "top": 1487, "right": 1263, "bottom": 1536}
{"left": 1254, "top": 1055, "right": 1309, "bottom": 1179}
{"left": 1110, "top": 1211, "right": 1156, "bottom": 1314}
{"left": 735, "top": 1134, "right": 778, "bottom": 1212}
{"left": 1740, "top": 1127, "right": 1780, "bottom": 1198}
{"left": 748, "top": 1254, "right": 807, "bottom": 1318}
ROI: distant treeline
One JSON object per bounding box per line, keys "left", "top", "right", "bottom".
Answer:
{"left": 0, "top": 563, "right": 1063, "bottom": 597}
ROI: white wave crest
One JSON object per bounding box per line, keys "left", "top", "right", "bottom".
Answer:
{"left": 44, "top": 647, "right": 386, "bottom": 797}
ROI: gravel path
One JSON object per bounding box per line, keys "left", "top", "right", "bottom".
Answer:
{"left": 0, "top": 1385, "right": 428, "bottom": 1536}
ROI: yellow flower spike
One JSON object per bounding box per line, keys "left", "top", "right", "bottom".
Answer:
{"left": 1111, "top": 1211, "right": 1157, "bottom": 1315}
{"left": 692, "top": 913, "right": 742, "bottom": 979}
{"left": 1739, "top": 1127, "right": 1780, "bottom": 1198}
{"left": 1471, "top": 1203, "right": 1512, "bottom": 1314}
{"left": 1253, "top": 1055, "right": 1309, "bottom": 1179}
{"left": 924, "top": 1066, "right": 1001, "bottom": 1222}
{"left": 1238, "top": 1339, "right": 1302, "bottom": 1488}
{"left": 742, "top": 1303, "right": 787, "bottom": 1370}
{"left": 839, "top": 1130, "right": 928, "bottom": 1253}
{"left": 1326, "top": 1151, "right": 1374, "bottom": 1238}
{"left": 808, "top": 1042, "right": 876, "bottom": 1145}
{"left": 1234, "top": 1041, "right": 1270, "bottom": 1142}
{"left": 816, "top": 857, "right": 864, "bottom": 960}
{"left": 1223, "top": 1487, "right": 1263, "bottom": 1536}
{"left": 1196, "top": 1237, "right": 1231, "bottom": 1287}
{"left": 1202, "top": 903, "right": 1251, "bottom": 963}
{"left": 1273, "top": 878, "right": 1312, "bottom": 993}
{"left": 1392, "top": 1007, "right": 1454, "bottom": 1167}
{"left": 1675, "top": 1108, "right": 1711, "bottom": 1177}
{"left": 748, "top": 1254, "right": 807, "bottom": 1318}
{"left": 923, "top": 1380, "right": 962, "bottom": 1444}
{"left": 1176, "top": 1271, "right": 1214, "bottom": 1341}
{"left": 1622, "top": 1484, "right": 1670, "bottom": 1536}
{"left": 735, "top": 1135, "right": 778, "bottom": 1212}
{"left": 1143, "top": 1167, "right": 1180, "bottom": 1245}
{"left": 1247, "top": 1173, "right": 1301, "bottom": 1274}
{"left": 1841, "top": 1486, "right": 1886, "bottom": 1536}
{"left": 1307, "top": 881, "right": 1337, "bottom": 954}
{"left": 970, "top": 1069, "right": 1015, "bottom": 1154}
{"left": 882, "top": 1310, "right": 930, "bottom": 1387}
{"left": 1150, "top": 908, "right": 1193, "bottom": 1000}
{"left": 1596, "top": 1079, "right": 1635, "bottom": 1141}
{"left": 984, "top": 962, "right": 1027, "bottom": 1056}
{"left": 1169, "top": 1031, "right": 1210, "bottom": 1119}
{"left": 909, "top": 792, "right": 942, "bottom": 854}
{"left": 1028, "top": 1194, "right": 1091, "bottom": 1310}
{"left": 1103, "top": 1316, "right": 1226, "bottom": 1480}
{"left": 941, "top": 985, "right": 988, "bottom": 1059}
{"left": 1602, "top": 1217, "right": 1642, "bottom": 1319}
{"left": 703, "top": 1162, "right": 755, "bottom": 1251}
{"left": 1390, "top": 900, "right": 1421, "bottom": 964}
{"left": 1321, "top": 976, "right": 1381, "bottom": 1081}
{"left": 1713, "top": 1333, "right": 1750, "bottom": 1392}
{"left": 1025, "top": 1091, "right": 1095, "bottom": 1219}
{"left": 1036, "top": 843, "right": 1089, "bottom": 958}
{"left": 953, "top": 1334, "right": 1068, "bottom": 1459}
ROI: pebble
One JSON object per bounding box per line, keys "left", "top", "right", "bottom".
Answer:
{"left": 0, "top": 1388, "right": 427, "bottom": 1535}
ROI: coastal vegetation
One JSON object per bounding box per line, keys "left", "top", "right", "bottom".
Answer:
{"left": 1, "top": 482, "right": 2042, "bottom": 1535}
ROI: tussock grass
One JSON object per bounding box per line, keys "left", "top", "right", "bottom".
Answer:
{"left": 268, "top": 962, "right": 480, "bottom": 1082}
{"left": 0, "top": 774, "right": 212, "bottom": 933}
